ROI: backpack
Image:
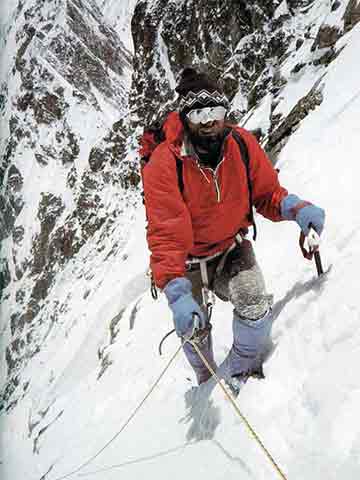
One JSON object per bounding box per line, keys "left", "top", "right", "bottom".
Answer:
{"left": 139, "top": 124, "right": 257, "bottom": 240}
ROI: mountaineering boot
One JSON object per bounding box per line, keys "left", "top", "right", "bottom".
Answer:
{"left": 227, "top": 309, "right": 273, "bottom": 396}
{"left": 183, "top": 327, "right": 217, "bottom": 385}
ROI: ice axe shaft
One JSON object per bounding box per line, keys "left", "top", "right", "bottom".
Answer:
{"left": 299, "top": 226, "right": 324, "bottom": 277}
{"left": 314, "top": 250, "right": 324, "bottom": 276}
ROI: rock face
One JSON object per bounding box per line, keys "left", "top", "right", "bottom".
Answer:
{"left": 2, "top": 0, "right": 360, "bottom": 413}
{"left": 130, "top": 0, "right": 359, "bottom": 158}
{"left": 0, "top": 0, "right": 134, "bottom": 410}
{"left": 268, "top": 79, "right": 324, "bottom": 157}
{"left": 344, "top": 0, "right": 360, "bottom": 31}
{"left": 130, "top": 0, "right": 290, "bottom": 126}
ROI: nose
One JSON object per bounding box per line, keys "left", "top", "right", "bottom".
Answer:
{"left": 200, "top": 119, "right": 216, "bottom": 126}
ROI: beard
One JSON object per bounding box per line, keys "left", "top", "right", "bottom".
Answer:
{"left": 188, "top": 129, "right": 224, "bottom": 153}
{"left": 187, "top": 128, "right": 226, "bottom": 168}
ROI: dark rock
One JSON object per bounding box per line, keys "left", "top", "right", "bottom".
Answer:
{"left": 313, "top": 47, "right": 339, "bottom": 67}
{"left": 60, "top": 129, "right": 80, "bottom": 164}
{"left": 291, "top": 62, "right": 306, "bottom": 74}
{"left": 15, "top": 289, "right": 26, "bottom": 304}
{"left": 13, "top": 225, "right": 25, "bottom": 244}
{"left": 17, "top": 92, "right": 35, "bottom": 111}
{"left": 31, "top": 194, "right": 65, "bottom": 275}
{"left": 5, "top": 348, "right": 20, "bottom": 379}
{"left": 0, "top": 259, "right": 11, "bottom": 301}
{"left": 75, "top": 173, "right": 106, "bottom": 239}
{"left": 33, "top": 92, "right": 65, "bottom": 124}
{"left": 9, "top": 116, "right": 19, "bottom": 134}
{"left": 21, "top": 300, "right": 41, "bottom": 325}
{"left": 15, "top": 24, "right": 36, "bottom": 71}
{"left": 49, "top": 223, "right": 81, "bottom": 261}
{"left": 42, "top": 22, "right": 53, "bottom": 33}
{"left": 35, "top": 153, "right": 49, "bottom": 166}
{"left": 248, "top": 75, "right": 271, "bottom": 109}
{"left": 0, "top": 82, "right": 7, "bottom": 113}
{"left": 3, "top": 165, "right": 25, "bottom": 225}
{"left": 312, "top": 24, "right": 341, "bottom": 50}
{"left": 67, "top": 166, "right": 77, "bottom": 189}
{"left": 130, "top": 0, "right": 290, "bottom": 127}
{"left": 7, "top": 165, "right": 23, "bottom": 192}
{"left": 344, "top": 0, "right": 360, "bottom": 31}
{"left": 39, "top": 145, "right": 56, "bottom": 162}
{"left": 287, "top": 0, "right": 313, "bottom": 9}
{"left": 10, "top": 313, "right": 21, "bottom": 336}
{"left": 268, "top": 81, "right": 324, "bottom": 159}
{"left": 120, "top": 170, "right": 141, "bottom": 189}
{"left": 331, "top": 0, "right": 341, "bottom": 12}
{"left": 14, "top": 257, "right": 30, "bottom": 281}
{"left": 88, "top": 118, "right": 128, "bottom": 172}
{"left": 89, "top": 147, "right": 106, "bottom": 172}
{"left": 1, "top": 0, "right": 133, "bottom": 411}
{"left": 0, "top": 198, "right": 15, "bottom": 241}
{"left": 296, "top": 38, "right": 304, "bottom": 50}
{"left": 31, "top": 273, "right": 55, "bottom": 301}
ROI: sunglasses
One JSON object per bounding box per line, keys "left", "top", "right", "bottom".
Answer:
{"left": 186, "top": 106, "right": 227, "bottom": 124}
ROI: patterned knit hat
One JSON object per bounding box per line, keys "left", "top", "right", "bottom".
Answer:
{"left": 175, "top": 67, "right": 229, "bottom": 114}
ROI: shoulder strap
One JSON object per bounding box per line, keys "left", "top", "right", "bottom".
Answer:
{"left": 231, "top": 130, "right": 257, "bottom": 241}
{"left": 175, "top": 157, "right": 184, "bottom": 194}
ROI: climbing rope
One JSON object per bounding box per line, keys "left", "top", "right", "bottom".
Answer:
{"left": 49, "top": 334, "right": 287, "bottom": 480}
{"left": 188, "top": 339, "right": 288, "bottom": 480}
{"left": 49, "top": 344, "right": 183, "bottom": 480}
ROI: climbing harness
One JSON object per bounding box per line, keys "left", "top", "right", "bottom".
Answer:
{"left": 158, "top": 234, "right": 243, "bottom": 354}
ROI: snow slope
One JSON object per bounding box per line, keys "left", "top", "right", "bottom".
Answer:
{"left": 1, "top": 14, "right": 360, "bottom": 480}
{"left": 94, "top": 0, "right": 138, "bottom": 52}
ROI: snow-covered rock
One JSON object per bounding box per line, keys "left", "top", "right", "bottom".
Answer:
{"left": 0, "top": 0, "right": 134, "bottom": 410}
{"left": 1, "top": 1, "right": 360, "bottom": 479}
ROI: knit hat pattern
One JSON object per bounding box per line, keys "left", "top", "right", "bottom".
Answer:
{"left": 175, "top": 67, "right": 229, "bottom": 113}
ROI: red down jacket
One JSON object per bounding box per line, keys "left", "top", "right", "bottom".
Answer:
{"left": 142, "top": 112, "right": 288, "bottom": 288}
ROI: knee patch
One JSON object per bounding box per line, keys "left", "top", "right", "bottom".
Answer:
{"left": 234, "top": 297, "right": 272, "bottom": 320}
{"left": 229, "top": 264, "right": 273, "bottom": 320}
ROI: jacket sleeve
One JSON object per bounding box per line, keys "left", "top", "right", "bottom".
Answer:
{"left": 142, "top": 145, "right": 194, "bottom": 289}
{"left": 241, "top": 130, "right": 288, "bottom": 222}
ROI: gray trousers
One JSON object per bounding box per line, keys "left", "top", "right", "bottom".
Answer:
{"left": 184, "top": 239, "right": 273, "bottom": 384}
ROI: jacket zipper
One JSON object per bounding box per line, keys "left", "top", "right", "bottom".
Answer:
{"left": 212, "top": 171, "right": 221, "bottom": 202}
{"left": 211, "top": 157, "right": 225, "bottom": 202}
{"left": 194, "top": 155, "right": 225, "bottom": 203}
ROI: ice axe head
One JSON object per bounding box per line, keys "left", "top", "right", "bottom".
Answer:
{"left": 299, "top": 224, "right": 324, "bottom": 276}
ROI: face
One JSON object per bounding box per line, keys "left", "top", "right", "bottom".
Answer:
{"left": 187, "top": 118, "right": 225, "bottom": 139}
{"left": 185, "top": 105, "right": 227, "bottom": 147}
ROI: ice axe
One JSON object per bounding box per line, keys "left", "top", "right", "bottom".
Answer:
{"left": 299, "top": 223, "right": 324, "bottom": 276}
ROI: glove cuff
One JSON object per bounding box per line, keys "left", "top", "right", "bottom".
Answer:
{"left": 163, "top": 277, "right": 192, "bottom": 304}
{"left": 281, "top": 194, "right": 311, "bottom": 220}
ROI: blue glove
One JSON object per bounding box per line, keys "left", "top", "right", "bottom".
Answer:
{"left": 281, "top": 194, "right": 325, "bottom": 236}
{"left": 164, "top": 277, "right": 205, "bottom": 338}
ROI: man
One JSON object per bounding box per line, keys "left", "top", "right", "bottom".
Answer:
{"left": 142, "top": 68, "right": 325, "bottom": 392}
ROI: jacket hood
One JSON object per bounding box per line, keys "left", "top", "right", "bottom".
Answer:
{"left": 162, "top": 112, "right": 184, "bottom": 146}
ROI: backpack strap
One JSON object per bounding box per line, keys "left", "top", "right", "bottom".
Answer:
{"left": 175, "top": 157, "right": 184, "bottom": 194}
{"left": 231, "top": 130, "right": 257, "bottom": 241}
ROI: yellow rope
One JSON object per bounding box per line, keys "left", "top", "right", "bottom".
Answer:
{"left": 188, "top": 340, "right": 288, "bottom": 480}
{"left": 50, "top": 336, "right": 287, "bottom": 480}
{"left": 51, "top": 344, "right": 183, "bottom": 480}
